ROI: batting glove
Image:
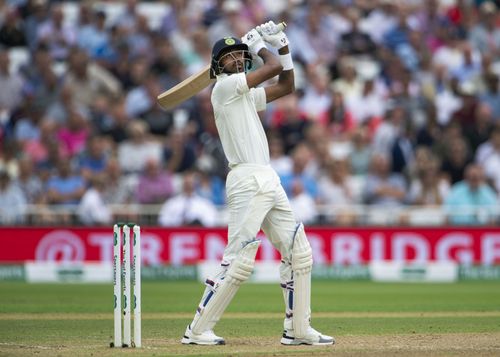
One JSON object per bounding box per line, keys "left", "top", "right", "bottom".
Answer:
{"left": 242, "top": 28, "right": 266, "bottom": 55}
{"left": 256, "top": 21, "right": 289, "bottom": 49}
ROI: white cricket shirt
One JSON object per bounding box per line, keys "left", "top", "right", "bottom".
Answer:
{"left": 211, "top": 72, "right": 269, "bottom": 168}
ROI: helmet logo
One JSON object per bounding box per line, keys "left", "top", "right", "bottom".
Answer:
{"left": 224, "top": 38, "right": 236, "bottom": 45}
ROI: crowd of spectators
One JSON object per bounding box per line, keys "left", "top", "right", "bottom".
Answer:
{"left": 0, "top": 0, "right": 499, "bottom": 226}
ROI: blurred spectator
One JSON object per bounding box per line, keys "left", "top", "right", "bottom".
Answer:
{"left": 468, "top": 1, "right": 500, "bottom": 59}
{"left": 331, "top": 58, "right": 363, "bottom": 104}
{"left": 363, "top": 153, "right": 406, "bottom": 207}
{"left": 479, "top": 73, "right": 500, "bottom": 122}
{"left": 299, "top": 65, "right": 332, "bottom": 121}
{"left": 441, "top": 136, "right": 472, "bottom": 184}
{"left": 444, "top": 164, "right": 498, "bottom": 225}
{"left": 78, "top": 173, "right": 112, "bottom": 226}
{"left": 36, "top": 4, "right": 76, "bottom": 61}
{"left": 407, "top": 156, "right": 450, "bottom": 205}
{"left": 269, "top": 135, "right": 292, "bottom": 176}
{"left": 163, "top": 128, "right": 197, "bottom": 173}
{"left": 195, "top": 166, "right": 225, "bottom": 206}
{"left": 0, "top": 7, "right": 26, "bottom": 47}
{"left": 475, "top": 125, "right": 500, "bottom": 193}
{"left": 0, "top": 48, "right": 23, "bottom": 112}
{"left": 0, "top": 169, "right": 26, "bottom": 224}
{"left": 289, "top": 179, "right": 317, "bottom": 225}
{"left": 280, "top": 143, "right": 318, "bottom": 200}
{"left": 391, "top": 122, "right": 415, "bottom": 175}
{"left": 117, "top": 120, "right": 162, "bottom": 174}
{"left": 0, "top": 139, "right": 19, "bottom": 178}
{"left": 322, "top": 91, "right": 355, "bottom": 137}
{"left": 12, "top": 155, "right": 44, "bottom": 204}
{"left": 135, "top": 158, "right": 174, "bottom": 204}
{"left": 56, "top": 108, "right": 90, "bottom": 157}
{"left": 46, "top": 158, "right": 86, "bottom": 223}
{"left": 158, "top": 171, "right": 217, "bottom": 227}
{"left": 360, "top": 0, "right": 398, "bottom": 44}
{"left": 64, "top": 47, "right": 122, "bottom": 108}
{"left": 466, "top": 102, "right": 495, "bottom": 152}
{"left": 345, "top": 76, "right": 387, "bottom": 126}
{"left": 23, "top": 118, "right": 66, "bottom": 166}
{"left": 372, "top": 104, "right": 405, "bottom": 156}
{"left": 339, "top": 7, "right": 376, "bottom": 57}
{"left": 23, "top": 0, "right": 49, "bottom": 51}
{"left": 77, "top": 135, "right": 109, "bottom": 182}
{"left": 272, "top": 93, "right": 310, "bottom": 154}
{"left": 103, "top": 157, "right": 135, "bottom": 205}
{"left": 46, "top": 84, "right": 89, "bottom": 126}
{"left": 349, "top": 126, "right": 372, "bottom": 176}
{"left": 317, "top": 158, "right": 358, "bottom": 225}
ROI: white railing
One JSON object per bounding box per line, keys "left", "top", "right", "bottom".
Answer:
{"left": 2, "top": 204, "right": 497, "bottom": 227}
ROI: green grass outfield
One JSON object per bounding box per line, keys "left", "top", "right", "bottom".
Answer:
{"left": 0, "top": 281, "right": 499, "bottom": 356}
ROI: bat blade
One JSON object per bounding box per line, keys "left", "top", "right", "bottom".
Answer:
{"left": 157, "top": 64, "right": 215, "bottom": 109}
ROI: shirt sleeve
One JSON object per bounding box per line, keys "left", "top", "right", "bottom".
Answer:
{"left": 251, "top": 87, "right": 267, "bottom": 112}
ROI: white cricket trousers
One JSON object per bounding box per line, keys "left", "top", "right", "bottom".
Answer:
{"left": 223, "top": 163, "right": 297, "bottom": 266}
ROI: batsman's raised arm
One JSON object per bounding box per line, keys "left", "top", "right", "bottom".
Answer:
{"left": 256, "top": 21, "right": 295, "bottom": 103}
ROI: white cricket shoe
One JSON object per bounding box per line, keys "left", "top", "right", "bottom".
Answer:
{"left": 181, "top": 325, "right": 225, "bottom": 345}
{"left": 281, "top": 326, "right": 335, "bottom": 346}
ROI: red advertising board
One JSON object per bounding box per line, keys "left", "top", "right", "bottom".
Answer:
{"left": 1, "top": 227, "right": 499, "bottom": 265}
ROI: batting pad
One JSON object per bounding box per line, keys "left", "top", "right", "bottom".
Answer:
{"left": 291, "top": 224, "right": 313, "bottom": 338}
{"left": 191, "top": 240, "right": 260, "bottom": 334}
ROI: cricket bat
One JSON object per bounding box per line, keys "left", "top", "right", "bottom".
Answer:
{"left": 157, "top": 22, "right": 287, "bottom": 110}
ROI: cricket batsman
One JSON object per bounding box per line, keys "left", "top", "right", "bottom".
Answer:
{"left": 181, "top": 21, "right": 335, "bottom": 346}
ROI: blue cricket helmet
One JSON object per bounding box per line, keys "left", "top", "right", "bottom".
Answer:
{"left": 210, "top": 37, "right": 252, "bottom": 78}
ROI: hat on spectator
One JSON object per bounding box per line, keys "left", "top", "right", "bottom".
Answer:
{"left": 222, "top": 0, "right": 243, "bottom": 13}
{"left": 480, "top": 1, "right": 496, "bottom": 14}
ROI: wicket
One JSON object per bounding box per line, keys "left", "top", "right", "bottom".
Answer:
{"left": 112, "top": 223, "right": 141, "bottom": 348}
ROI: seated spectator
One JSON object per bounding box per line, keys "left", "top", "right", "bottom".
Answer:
{"left": 163, "top": 128, "right": 197, "bottom": 173}
{"left": 57, "top": 109, "right": 90, "bottom": 157}
{"left": 103, "top": 158, "right": 136, "bottom": 205}
{"left": 279, "top": 143, "right": 318, "bottom": 200}
{"left": 117, "top": 120, "right": 162, "bottom": 174}
{"left": 0, "top": 170, "right": 26, "bottom": 224}
{"left": 318, "top": 158, "right": 358, "bottom": 225}
{"left": 47, "top": 159, "right": 86, "bottom": 223}
{"left": 407, "top": 156, "right": 450, "bottom": 205}
{"left": 13, "top": 156, "right": 45, "bottom": 204}
{"left": 195, "top": 166, "right": 225, "bottom": 206}
{"left": 479, "top": 73, "right": 500, "bottom": 122}
{"left": 444, "top": 164, "right": 498, "bottom": 225}
{"left": 158, "top": 171, "right": 217, "bottom": 227}
{"left": 0, "top": 139, "right": 19, "bottom": 179}
{"left": 36, "top": 4, "right": 76, "bottom": 61}
{"left": 363, "top": 153, "right": 406, "bottom": 207}
{"left": 0, "top": 7, "right": 27, "bottom": 47}
{"left": 78, "top": 174, "right": 112, "bottom": 226}
{"left": 441, "top": 136, "right": 472, "bottom": 185}
{"left": 273, "top": 93, "right": 311, "bottom": 154}
{"left": 23, "top": 118, "right": 67, "bottom": 167}
{"left": 0, "top": 48, "right": 23, "bottom": 113}
{"left": 269, "top": 135, "right": 292, "bottom": 176}
{"left": 77, "top": 135, "right": 109, "bottom": 182}
{"left": 135, "top": 158, "right": 174, "bottom": 204}
{"left": 64, "top": 47, "right": 122, "bottom": 108}
{"left": 289, "top": 179, "right": 317, "bottom": 225}
{"left": 475, "top": 125, "right": 500, "bottom": 193}
{"left": 349, "top": 126, "right": 372, "bottom": 176}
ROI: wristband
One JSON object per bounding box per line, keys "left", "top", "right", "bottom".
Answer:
{"left": 253, "top": 42, "right": 266, "bottom": 55}
{"left": 279, "top": 53, "right": 294, "bottom": 71}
